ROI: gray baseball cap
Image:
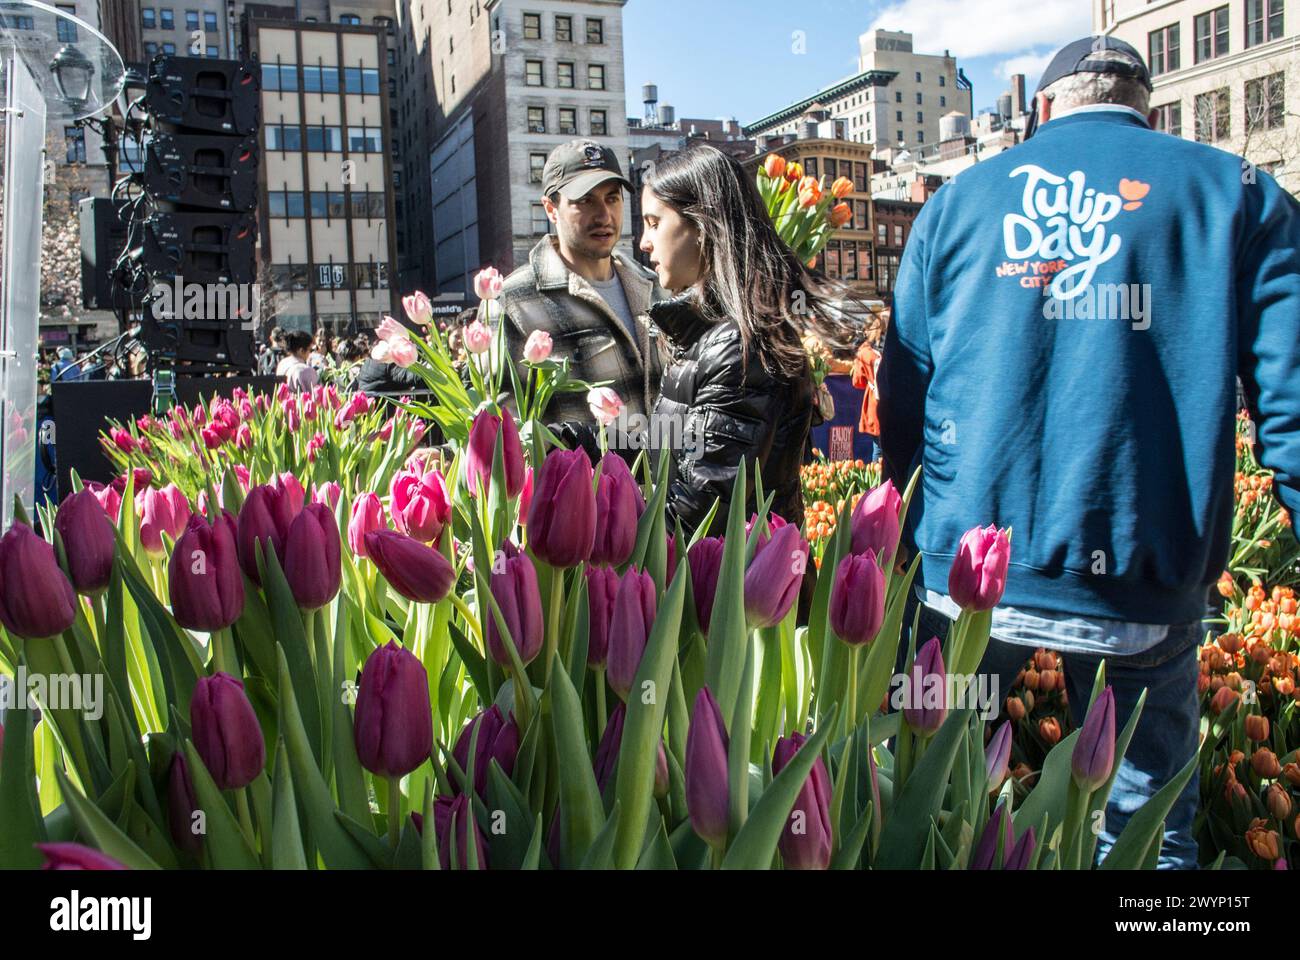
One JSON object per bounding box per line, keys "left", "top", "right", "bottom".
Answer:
{"left": 542, "top": 139, "right": 633, "bottom": 200}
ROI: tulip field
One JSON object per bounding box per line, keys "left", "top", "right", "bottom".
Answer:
{"left": 0, "top": 291, "right": 1294, "bottom": 871}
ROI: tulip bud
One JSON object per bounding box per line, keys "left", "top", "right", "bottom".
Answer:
{"left": 948, "top": 524, "right": 1011, "bottom": 611}
{"left": 463, "top": 320, "right": 492, "bottom": 354}
{"left": 167, "top": 752, "right": 202, "bottom": 855}
{"left": 37, "top": 842, "right": 127, "bottom": 871}
{"left": 1266, "top": 783, "right": 1292, "bottom": 822}
{"left": 54, "top": 490, "right": 116, "bottom": 596}
{"left": 0, "top": 522, "right": 78, "bottom": 640}
{"left": 169, "top": 513, "right": 244, "bottom": 632}
{"left": 970, "top": 801, "right": 1013, "bottom": 870}
{"left": 283, "top": 503, "right": 342, "bottom": 610}
{"left": 1034, "top": 650, "right": 1056, "bottom": 671}
{"left": 1283, "top": 763, "right": 1300, "bottom": 788}
{"left": 485, "top": 542, "right": 544, "bottom": 667}
{"left": 354, "top": 640, "right": 433, "bottom": 778}
{"left": 404, "top": 290, "right": 434, "bottom": 326}
{"left": 527, "top": 447, "right": 596, "bottom": 568}
{"left": 685, "top": 686, "right": 730, "bottom": 848}
{"left": 191, "top": 672, "right": 265, "bottom": 789}
{"left": 473, "top": 267, "right": 504, "bottom": 302}
{"left": 687, "top": 536, "right": 725, "bottom": 635}
{"left": 743, "top": 523, "right": 809, "bottom": 628}
{"left": 1004, "top": 825, "right": 1036, "bottom": 870}
{"left": 236, "top": 483, "right": 295, "bottom": 584}
{"left": 364, "top": 530, "right": 456, "bottom": 603}
{"left": 592, "top": 701, "right": 627, "bottom": 792}
{"left": 1038, "top": 716, "right": 1062, "bottom": 746}
{"left": 763, "top": 154, "right": 787, "bottom": 179}
{"left": 450, "top": 705, "right": 519, "bottom": 798}
{"left": 518, "top": 467, "right": 533, "bottom": 524}
{"left": 1245, "top": 817, "right": 1281, "bottom": 861}
{"left": 1006, "top": 696, "right": 1026, "bottom": 721}
{"left": 1071, "top": 687, "right": 1116, "bottom": 792}
{"left": 465, "top": 410, "right": 526, "bottom": 500}
{"left": 985, "top": 720, "right": 1013, "bottom": 792}
{"left": 585, "top": 565, "right": 619, "bottom": 666}
{"left": 313, "top": 482, "right": 342, "bottom": 510}
{"left": 1244, "top": 714, "right": 1270, "bottom": 742}
{"left": 829, "top": 549, "right": 886, "bottom": 646}
{"left": 772, "top": 731, "right": 833, "bottom": 869}
{"left": 138, "top": 483, "right": 191, "bottom": 555}
{"left": 85, "top": 480, "right": 123, "bottom": 521}
{"left": 849, "top": 480, "right": 901, "bottom": 561}
{"left": 586, "top": 386, "right": 624, "bottom": 427}
{"left": 1038, "top": 668, "right": 1057, "bottom": 692}
{"left": 1252, "top": 748, "right": 1281, "bottom": 780}
{"left": 591, "top": 453, "right": 644, "bottom": 567}
{"left": 389, "top": 467, "right": 451, "bottom": 544}
{"left": 523, "top": 330, "right": 552, "bottom": 363}
{"left": 606, "top": 567, "right": 658, "bottom": 701}
{"left": 435, "top": 793, "right": 489, "bottom": 869}
{"left": 903, "top": 637, "right": 948, "bottom": 735}
{"left": 1209, "top": 684, "right": 1239, "bottom": 715}
{"left": 348, "top": 493, "right": 386, "bottom": 558}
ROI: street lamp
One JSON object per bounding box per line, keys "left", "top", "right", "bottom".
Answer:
{"left": 49, "top": 43, "right": 95, "bottom": 111}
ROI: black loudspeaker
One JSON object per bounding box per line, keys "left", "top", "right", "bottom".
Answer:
{"left": 145, "top": 55, "right": 260, "bottom": 135}
{"left": 144, "top": 132, "right": 260, "bottom": 211}
{"left": 51, "top": 377, "right": 280, "bottom": 499}
{"left": 79, "top": 198, "right": 132, "bottom": 309}
{"left": 141, "top": 211, "right": 257, "bottom": 284}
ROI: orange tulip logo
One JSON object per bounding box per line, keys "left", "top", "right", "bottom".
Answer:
{"left": 1118, "top": 178, "right": 1150, "bottom": 211}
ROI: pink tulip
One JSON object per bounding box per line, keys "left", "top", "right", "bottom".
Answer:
{"left": 388, "top": 338, "right": 418, "bottom": 367}
{"left": 518, "top": 467, "right": 534, "bottom": 525}
{"left": 523, "top": 330, "right": 552, "bottom": 363}
{"left": 403, "top": 291, "right": 433, "bottom": 327}
{"left": 348, "top": 492, "right": 386, "bottom": 557}
{"left": 473, "top": 267, "right": 504, "bottom": 301}
{"left": 948, "top": 524, "right": 1011, "bottom": 612}
{"left": 376, "top": 314, "right": 409, "bottom": 343}
{"left": 587, "top": 387, "right": 624, "bottom": 427}
{"left": 306, "top": 432, "right": 326, "bottom": 462}
{"left": 464, "top": 320, "right": 492, "bottom": 354}
{"left": 85, "top": 481, "right": 122, "bottom": 521}
{"left": 200, "top": 423, "right": 224, "bottom": 449}
{"left": 235, "top": 424, "right": 252, "bottom": 449}
{"left": 850, "top": 480, "right": 902, "bottom": 561}
{"left": 274, "top": 473, "right": 306, "bottom": 515}
{"left": 313, "top": 482, "right": 342, "bottom": 509}
{"left": 137, "top": 484, "right": 190, "bottom": 555}
{"left": 465, "top": 410, "right": 526, "bottom": 500}
{"left": 110, "top": 426, "right": 137, "bottom": 453}
{"left": 390, "top": 468, "right": 451, "bottom": 544}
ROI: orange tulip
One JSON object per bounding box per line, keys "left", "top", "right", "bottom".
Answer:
{"left": 1252, "top": 748, "right": 1281, "bottom": 779}
{"left": 1245, "top": 818, "right": 1281, "bottom": 860}
{"left": 1038, "top": 717, "right": 1061, "bottom": 745}
{"left": 784, "top": 161, "right": 804, "bottom": 182}
{"left": 829, "top": 202, "right": 853, "bottom": 227}
{"left": 1245, "top": 714, "right": 1270, "bottom": 742}
{"left": 831, "top": 176, "right": 854, "bottom": 199}
{"left": 763, "top": 154, "right": 787, "bottom": 179}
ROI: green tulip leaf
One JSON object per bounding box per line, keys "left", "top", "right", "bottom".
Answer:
{"left": 636, "top": 817, "right": 677, "bottom": 870}
{"left": 703, "top": 459, "right": 750, "bottom": 728}
{"left": 549, "top": 658, "right": 605, "bottom": 866}
{"left": 1099, "top": 747, "right": 1198, "bottom": 870}
{"left": 0, "top": 699, "right": 46, "bottom": 868}
{"left": 271, "top": 741, "right": 308, "bottom": 869}
{"left": 578, "top": 801, "right": 621, "bottom": 870}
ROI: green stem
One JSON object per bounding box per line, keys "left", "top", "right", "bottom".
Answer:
{"left": 91, "top": 600, "right": 109, "bottom": 654}
{"left": 212, "top": 627, "right": 235, "bottom": 676}
{"left": 388, "top": 775, "right": 403, "bottom": 851}
{"left": 847, "top": 644, "right": 860, "bottom": 733}
{"left": 596, "top": 665, "right": 608, "bottom": 740}
{"left": 448, "top": 594, "right": 484, "bottom": 649}
{"left": 236, "top": 788, "right": 256, "bottom": 851}
{"left": 546, "top": 565, "right": 564, "bottom": 672}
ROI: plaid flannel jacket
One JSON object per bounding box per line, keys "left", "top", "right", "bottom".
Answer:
{"left": 496, "top": 237, "right": 668, "bottom": 423}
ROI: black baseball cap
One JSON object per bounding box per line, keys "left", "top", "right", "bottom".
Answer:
{"left": 542, "top": 139, "right": 633, "bottom": 200}
{"left": 1023, "top": 36, "right": 1153, "bottom": 139}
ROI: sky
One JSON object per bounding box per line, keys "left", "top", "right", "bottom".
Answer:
{"left": 622, "top": 0, "right": 1094, "bottom": 126}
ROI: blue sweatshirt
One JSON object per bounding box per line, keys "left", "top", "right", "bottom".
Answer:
{"left": 878, "top": 108, "right": 1300, "bottom": 625}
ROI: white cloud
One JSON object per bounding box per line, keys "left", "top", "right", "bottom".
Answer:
{"left": 866, "top": 0, "right": 1092, "bottom": 61}
{"left": 996, "top": 50, "right": 1055, "bottom": 88}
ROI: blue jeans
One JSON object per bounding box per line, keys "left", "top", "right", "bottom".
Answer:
{"left": 905, "top": 594, "right": 1202, "bottom": 870}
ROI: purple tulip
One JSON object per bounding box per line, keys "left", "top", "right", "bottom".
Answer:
{"left": 985, "top": 720, "right": 1013, "bottom": 792}
{"left": 1071, "top": 686, "right": 1116, "bottom": 792}
{"left": 283, "top": 503, "right": 342, "bottom": 610}
{"left": 903, "top": 637, "right": 948, "bottom": 736}
{"left": 450, "top": 705, "right": 519, "bottom": 798}
{"left": 353, "top": 640, "right": 432, "bottom": 778}
{"left": 590, "top": 453, "right": 644, "bottom": 567}
{"left": 685, "top": 686, "right": 730, "bottom": 848}
{"left": 190, "top": 672, "right": 265, "bottom": 790}
{"left": 948, "top": 524, "right": 1011, "bottom": 611}
{"left": 485, "top": 541, "right": 544, "bottom": 667}
{"left": 168, "top": 512, "right": 245, "bottom": 632}
{"left": 687, "top": 536, "right": 725, "bottom": 635}
{"left": 1004, "top": 825, "right": 1036, "bottom": 870}
{"left": 0, "top": 522, "right": 78, "bottom": 640}
{"left": 970, "top": 801, "right": 1012, "bottom": 870}
{"left": 585, "top": 565, "right": 619, "bottom": 666}
{"left": 526, "top": 447, "right": 596, "bottom": 568}
{"left": 850, "top": 479, "right": 902, "bottom": 561}
{"left": 465, "top": 409, "right": 526, "bottom": 500}
{"left": 434, "top": 793, "right": 488, "bottom": 869}
{"left": 828, "top": 549, "right": 886, "bottom": 646}
{"left": 167, "top": 751, "right": 202, "bottom": 855}
{"left": 37, "top": 842, "right": 127, "bottom": 870}
{"left": 236, "top": 482, "right": 296, "bottom": 584}
{"left": 606, "top": 567, "right": 657, "bottom": 701}
{"left": 772, "top": 731, "right": 833, "bottom": 870}
{"left": 743, "top": 523, "right": 809, "bottom": 628}
{"left": 54, "top": 489, "right": 116, "bottom": 596}
{"left": 364, "top": 530, "right": 456, "bottom": 603}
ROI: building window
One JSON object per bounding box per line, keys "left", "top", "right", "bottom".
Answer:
{"left": 825, "top": 242, "right": 840, "bottom": 278}
{"left": 557, "top": 61, "right": 574, "bottom": 88}
{"left": 141, "top": 7, "right": 155, "bottom": 28}
{"left": 1148, "top": 24, "right": 1181, "bottom": 75}
{"left": 310, "top": 191, "right": 348, "bottom": 219}
{"left": 915, "top": 92, "right": 922, "bottom": 105}
{"left": 939, "top": 95, "right": 946, "bottom": 107}
{"left": 303, "top": 65, "right": 341, "bottom": 93}
{"left": 1246, "top": 72, "right": 1285, "bottom": 131}
{"left": 586, "top": 17, "right": 604, "bottom": 44}
{"left": 896, "top": 110, "right": 902, "bottom": 122}
{"left": 531, "top": 203, "right": 551, "bottom": 235}
{"left": 315, "top": 263, "right": 350, "bottom": 290}
{"left": 347, "top": 125, "right": 384, "bottom": 152}
{"left": 529, "top": 152, "right": 546, "bottom": 183}
{"left": 854, "top": 200, "right": 869, "bottom": 230}
{"left": 1246, "top": 0, "right": 1284, "bottom": 47}
{"left": 527, "top": 106, "right": 546, "bottom": 133}
{"left": 1194, "top": 87, "right": 1230, "bottom": 142}
{"left": 914, "top": 71, "right": 922, "bottom": 82}
{"left": 938, "top": 75, "right": 945, "bottom": 87}
{"left": 804, "top": 157, "right": 818, "bottom": 178}
{"left": 916, "top": 130, "right": 924, "bottom": 142}
{"left": 590, "top": 109, "right": 607, "bottom": 136}
{"left": 185, "top": 9, "right": 198, "bottom": 31}
{"left": 841, "top": 241, "right": 858, "bottom": 280}
{"left": 267, "top": 190, "right": 306, "bottom": 217}
{"left": 160, "top": 8, "right": 174, "bottom": 29}
{"left": 523, "top": 12, "right": 541, "bottom": 39}
{"left": 64, "top": 126, "right": 86, "bottom": 163}
{"left": 56, "top": 4, "right": 77, "bottom": 41}
{"left": 1194, "top": 6, "right": 1229, "bottom": 63}
{"left": 374, "top": 16, "right": 394, "bottom": 35}
{"left": 344, "top": 67, "right": 381, "bottom": 94}
{"left": 823, "top": 158, "right": 836, "bottom": 179}
{"left": 204, "top": 11, "right": 216, "bottom": 32}
{"left": 339, "top": 14, "right": 361, "bottom": 25}
{"left": 588, "top": 64, "right": 605, "bottom": 90}
{"left": 877, "top": 222, "right": 886, "bottom": 244}
{"left": 265, "top": 124, "right": 303, "bottom": 151}
{"left": 894, "top": 224, "right": 903, "bottom": 246}
{"left": 558, "top": 107, "right": 576, "bottom": 135}
{"left": 854, "top": 162, "right": 868, "bottom": 192}
{"left": 525, "top": 59, "right": 543, "bottom": 86}
{"left": 895, "top": 91, "right": 902, "bottom": 103}
{"left": 162, "top": 42, "right": 176, "bottom": 54}
{"left": 207, "top": 45, "right": 217, "bottom": 58}
{"left": 555, "top": 14, "right": 572, "bottom": 42}
{"left": 916, "top": 111, "right": 923, "bottom": 123}
{"left": 261, "top": 63, "right": 299, "bottom": 92}
{"left": 145, "top": 41, "right": 158, "bottom": 56}
{"left": 1153, "top": 101, "right": 1182, "bottom": 137}
{"left": 305, "top": 125, "right": 344, "bottom": 152}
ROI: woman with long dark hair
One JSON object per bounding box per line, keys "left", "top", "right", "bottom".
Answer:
{"left": 635, "top": 144, "right": 873, "bottom": 533}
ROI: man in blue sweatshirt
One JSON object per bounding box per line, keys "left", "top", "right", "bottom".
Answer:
{"left": 879, "top": 36, "right": 1300, "bottom": 869}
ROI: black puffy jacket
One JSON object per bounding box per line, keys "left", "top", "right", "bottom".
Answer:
{"left": 650, "top": 296, "right": 813, "bottom": 537}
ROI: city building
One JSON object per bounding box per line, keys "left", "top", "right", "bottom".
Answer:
{"left": 871, "top": 197, "right": 923, "bottom": 303}
{"left": 397, "top": 0, "right": 631, "bottom": 301}
{"left": 137, "top": 0, "right": 231, "bottom": 59}
{"left": 243, "top": 8, "right": 399, "bottom": 332}
{"left": 1097, "top": 0, "right": 1299, "bottom": 196}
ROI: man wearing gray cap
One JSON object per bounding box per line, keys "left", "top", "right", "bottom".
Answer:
{"left": 497, "top": 139, "right": 667, "bottom": 425}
